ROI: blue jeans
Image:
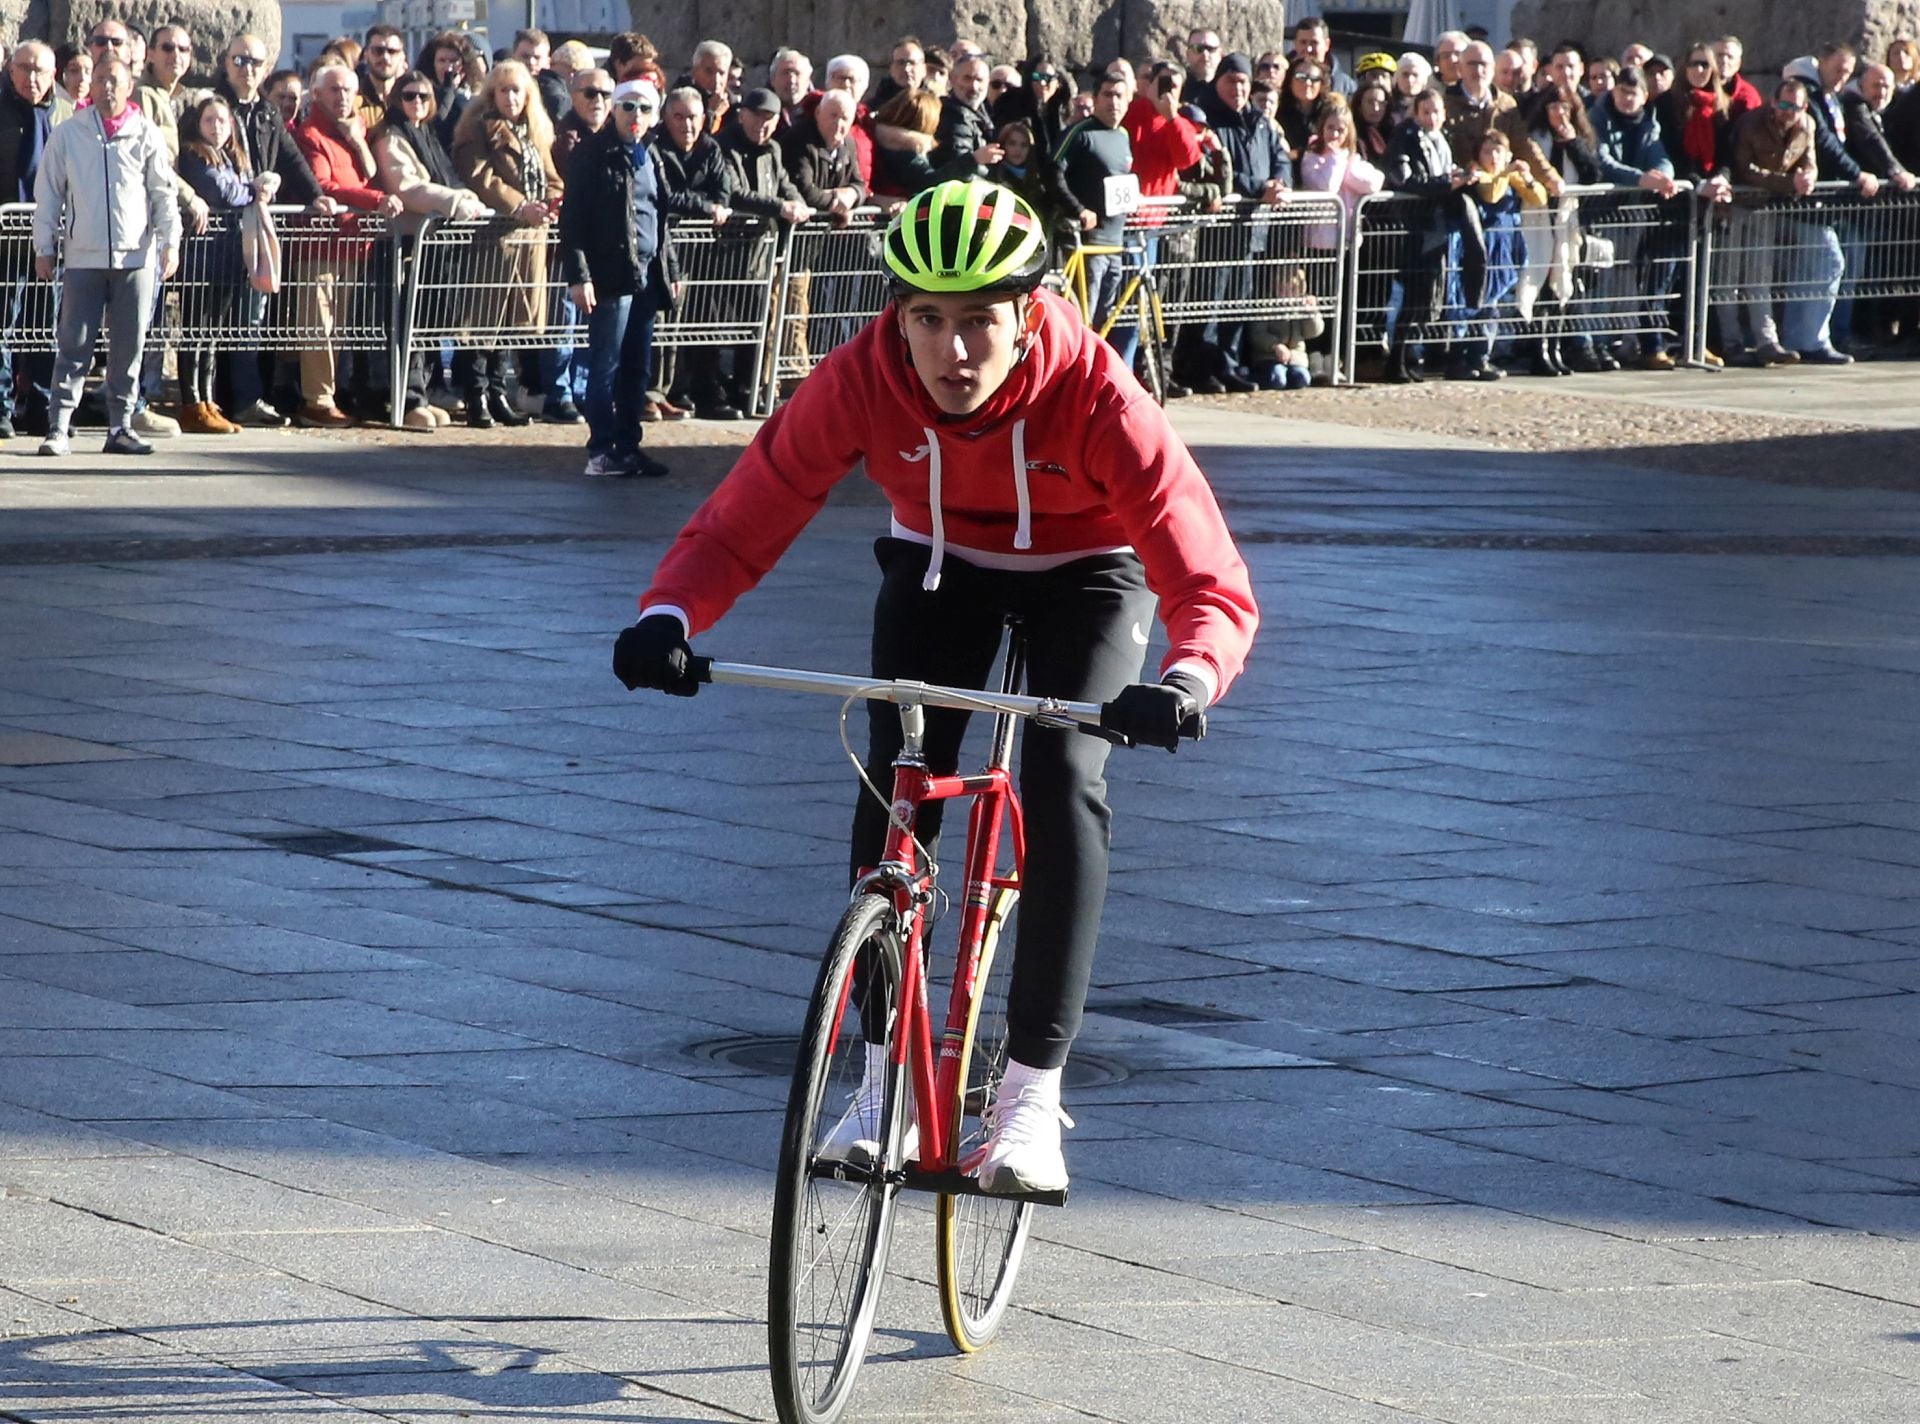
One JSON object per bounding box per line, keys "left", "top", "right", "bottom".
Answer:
{"left": 1779, "top": 220, "right": 1844, "bottom": 354}
{"left": 549, "top": 292, "right": 587, "bottom": 406}
{"left": 584, "top": 287, "right": 658, "bottom": 461}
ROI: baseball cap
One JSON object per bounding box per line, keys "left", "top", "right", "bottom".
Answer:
{"left": 740, "top": 86, "right": 782, "bottom": 115}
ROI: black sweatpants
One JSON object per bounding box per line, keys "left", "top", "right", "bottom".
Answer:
{"left": 850, "top": 538, "right": 1155, "bottom": 1070}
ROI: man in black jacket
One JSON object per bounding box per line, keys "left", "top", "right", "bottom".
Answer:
{"left": 217, "top": 34, "right": 323, "bottom": 206}
{"left": 932, "top": 54, "right": 1003, "bottom": 181}
{"left": 0, "top": 41, "right": 53, "bottom": 436}
{"left": 1192, "top": 53, "right": 1289, "bottom": 390}
{"left": 1836, "top": 63, "right": 1916, "bottom": 348}
{"left": 718, "top": 89, "right": 813, "bottom": 414}
{"left": 561, "top": 79, "right": 679, "bottom": 479}
{"left": 1382, "top": 89, "right": 1482, "bottom": 381}
{"left": 652, "top": 84, "right": 736, "bottom": 418}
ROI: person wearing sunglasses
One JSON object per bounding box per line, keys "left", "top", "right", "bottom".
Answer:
{"left": 986, "top": 52, "right": 1071, "bottom": 155}
{"left": 1180, "top": 28, "right": 1222, "bottom": 105}
{"left": 559, "top": 78, "right": 677, "bottom": 477}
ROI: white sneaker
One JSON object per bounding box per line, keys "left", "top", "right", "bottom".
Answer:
{"left": 974, "top": 1061, "right": 1072, "bottom": 1195}
{"left": 583, "top": 452, "right": 613, "bottom": 478}
{"left": 817, "top": 1045, "right": 916, "bottom": 1167}
{"left": 37, "top": 431, "right": 69, "bottom": 457}
{"left": 130, "top": 408, "right": 180, "bottom": 437}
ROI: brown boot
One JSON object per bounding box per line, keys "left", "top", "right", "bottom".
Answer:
{"left": 199, "top": 403, "right": 242, "bottom": 434}
{"left": 177, "top": 402, "right": 217, "bottom": 434}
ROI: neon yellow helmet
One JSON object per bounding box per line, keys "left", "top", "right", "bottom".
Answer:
{"left": 883, "top": 179, "right": 1051, "bottom": 296}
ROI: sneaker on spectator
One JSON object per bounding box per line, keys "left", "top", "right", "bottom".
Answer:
{"left": 37, "top": 431, "right": 69, "bottom": 457}
{"left": 1700, "top": 350, "right": 1726, "bottom": 369}
{"left": 1217, "top": 369, "right": 1257, "bottom": 394}
{"left": 103, "top": 428, "right": 154, "bottom": 456}
{"left": 583, "top": 451, "right": 615, "bottom": 478}
{"left": 235, "top": 399, "right": 291, "bottom": 429}
{"left": 1753, "top": 343, "right": 1800, "bottom": 367}
{"left": 130, "top": 407, "right": 179, "bottom": 437}
{"left": 1796, "top": 346, "right": 1853, "bottom": 365}
{"left": 402, "top": 406, "right": 437, "bottom": 432}
{"left": 541, "top": 399, "right": 583, "bottom": 425}
{"left": 0, "top": 412, "right": 13, "bottom": 439}
{"left": 619, "top": 450, "right": 670, "bottom": 479}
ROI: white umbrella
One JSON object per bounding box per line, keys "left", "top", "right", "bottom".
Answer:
{"left": 1403, "top": 0, "right": 1447, "bottom": 46}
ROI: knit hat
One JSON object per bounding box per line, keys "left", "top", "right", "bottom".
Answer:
{"left": 1217, "top": 52, "right": 1253, "bottom": 77}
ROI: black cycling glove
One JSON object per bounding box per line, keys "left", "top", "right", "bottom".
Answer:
{"left": 1102, "top": 670, "right": 1209, "bottom": 751}
{"left": 613, "top": 614, "right": 703, "bottom": 696}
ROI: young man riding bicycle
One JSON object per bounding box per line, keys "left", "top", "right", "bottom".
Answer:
{"left": 615, "top": 178, "right": 1258, "bottom": 1196}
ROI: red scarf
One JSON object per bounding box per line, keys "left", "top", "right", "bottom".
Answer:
{"left": 1681, "top": 86, "right": 1718, "bottom": 174}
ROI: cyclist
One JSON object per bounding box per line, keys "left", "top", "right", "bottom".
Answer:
{"left": 614, "top": 178, "right": 1257, "bottom": 1195}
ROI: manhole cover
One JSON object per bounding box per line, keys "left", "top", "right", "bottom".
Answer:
{"left": 687, "top": 1036, "right": 1130, "bottom": 1089}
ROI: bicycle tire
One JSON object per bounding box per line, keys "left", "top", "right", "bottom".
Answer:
{"left": 936, "top": 885, "right": 1035, "bottom": 1350}
{"left": 767, "top": 894, "right": 908, "bottom": 1424}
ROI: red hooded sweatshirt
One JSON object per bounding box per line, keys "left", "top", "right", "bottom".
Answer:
{"left": 640, "top": 289, "right": 1258, "bottom": 700}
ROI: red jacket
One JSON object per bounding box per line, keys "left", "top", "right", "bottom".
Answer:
{"left": 293, "top": 112, "right": 386, "bottom": 209}
{"left": 642, "top": 289, "right": 1258, "bottom": 698}
{"left": 1124, "top": 96, "right": 1204, "bottom": 197}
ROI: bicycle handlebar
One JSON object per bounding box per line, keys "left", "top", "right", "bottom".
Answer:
{"left": 694, "top": 658, "right": 1200, "bottom": 742}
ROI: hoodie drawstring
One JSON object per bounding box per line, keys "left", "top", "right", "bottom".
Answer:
{"left": 921, "top": 426, "right": 945, "bottom": 591}
{"left": 1011, "top": 418, "right": 1032, "bottom": 551}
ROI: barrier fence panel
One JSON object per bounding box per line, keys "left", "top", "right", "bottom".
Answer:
{"left": 763, "top": 209, "right": 891, "bottom": 415}
{"left": 1148, "top": 194, "right": 1348, "bottom": 382}
{"left": 1700, "top": 182, "right": 1920, "bottom": 360}
{"left": 1344, "top": 184, "right": 1697, "bottom": 375}
{"left": 1, "top": 203, "right": 57, "bottom": 354}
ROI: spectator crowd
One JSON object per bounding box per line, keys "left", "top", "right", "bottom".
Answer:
{"left": 4, "top": 15, "right": 1917, "bottom": 469}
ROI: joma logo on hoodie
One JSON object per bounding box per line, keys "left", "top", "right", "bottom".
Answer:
{"left": 901, "top": 442, "right": 1064, "bottom": 479}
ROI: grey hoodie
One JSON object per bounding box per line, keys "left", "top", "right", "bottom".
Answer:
{"left": 32, "top": 103, "right": 181, "bottom": 270}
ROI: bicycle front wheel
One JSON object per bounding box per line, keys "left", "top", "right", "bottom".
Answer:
{"left": 936, "top": 886, "right": 1035, "bottom": 1350}
{"left": 768, "top": 894, "right": 908, "bottom": 1424}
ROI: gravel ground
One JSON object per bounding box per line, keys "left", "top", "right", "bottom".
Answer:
{"left": 1197, "top": 381, "right": 1919, "bottom": 490}
{"left": 318, "top": 376, "right": 1916, "bottom": 492}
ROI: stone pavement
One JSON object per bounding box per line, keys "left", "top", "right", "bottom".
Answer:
{"left": 1, "top": 374, "right": 1919, "bottom": 1423}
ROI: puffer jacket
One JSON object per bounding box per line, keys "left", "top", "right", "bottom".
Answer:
{"left": 32, "top": 103, "right": 181, "bottom": 269}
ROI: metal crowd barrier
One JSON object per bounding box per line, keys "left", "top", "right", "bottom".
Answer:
{"left": 1694, "top": 181, "right": 1920, "bottom": 362}
{"left": 1147, "top": 193, "right": 1349, "bottom": 382}
{"left": 763, "top": 207, "right": 891, "bottom": 413}
{"left": 1341, "top": 184, "right": 1698, "bottom": 375}
{"left": 7, "top": 182, "right": 1918, "bottom": 425}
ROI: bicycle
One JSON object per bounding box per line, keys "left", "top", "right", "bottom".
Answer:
{"left": 680, "top": 618, "right": 1196, "bottom": 1424}
{"left": 1059, "top": 235, "right": 1172, "bottom": 404}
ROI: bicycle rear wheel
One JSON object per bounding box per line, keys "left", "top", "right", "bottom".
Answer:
{"left": 936, "top": 886, "right": 1034, "bottom": 1350}
{"left": 768, "top": 894, "right": 908, "bottom": 1424}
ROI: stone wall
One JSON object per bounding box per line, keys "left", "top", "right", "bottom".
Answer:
{"left": 1508, "top": 0, "right": 1918, "bottom": 75}
{"left": 635, "top": 0, "right": 1288, "bottom": 75}
{"left": 8, "top": 0, "right": 280, "bottom": 54}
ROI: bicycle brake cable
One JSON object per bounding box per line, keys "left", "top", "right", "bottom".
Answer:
{"left": 838, "top": 687, "right": 939, "bottom": 888}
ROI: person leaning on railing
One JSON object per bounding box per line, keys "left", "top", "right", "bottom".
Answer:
{"left": 1589, "top": 66, "right": 1684, "bottom": 370}
{"left": 294, "top": 58, "right": 405, "bottom": 427}
{"left": 1382, "top": 86, "right": 1480, "bottom": 384}
{"left": 650, "top": 85, "right": 736, "bottom": 418}
{"left": 716, "top": 87, "right": 814, "bottom": 418}
{"left": 1727, "top": 78, "right": 1823, "bottom": 368}
{"left": 1838, "top": 62, "right": 1918, "bottom": 349}
{"left": 0, "top": 39, "right": 55, "bottom": 439}
{"left": 451, "top": 58, "right": 564, "bottom": 429}
{"left": 372, "top": 68, "right": 488, "bottom": 431}
{"left": 174, "top": 94, "right": 279, "bottom": 434}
